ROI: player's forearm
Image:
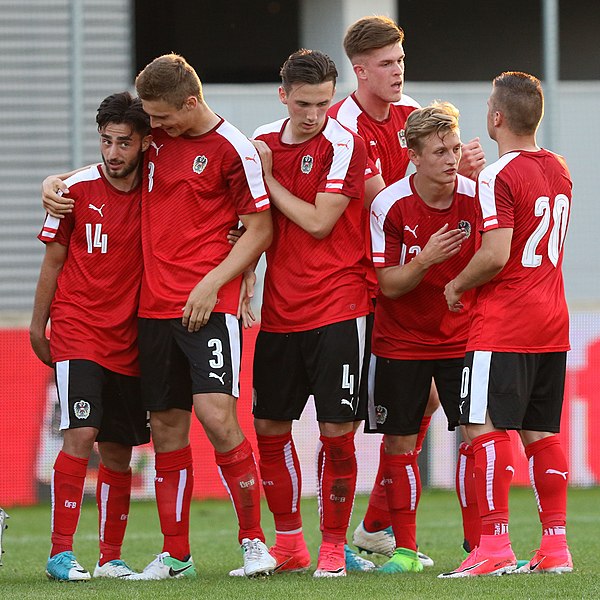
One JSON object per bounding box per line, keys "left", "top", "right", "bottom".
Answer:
{"left": 377, "top": 257, "right": 429, "bottom": 299}
{"left": 451, "top": 248, "right": 503, "bottom": 294}
{"left": 203, "top": 215, "right": 272, "bottom": 291}
{"left": 29, "top": 267, "right": 60, "bottom": 337}
{"left": 265, "top": 176, "right": 331, "bottom": 239}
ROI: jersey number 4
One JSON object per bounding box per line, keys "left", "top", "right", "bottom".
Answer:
{"left": 86, "top": 223, "right": 108, "bottom": 253}
{"left": 522, "top": 194, "right": 569, "bottom": 268}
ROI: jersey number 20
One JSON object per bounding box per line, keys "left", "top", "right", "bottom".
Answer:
{"left": 522, "top": 194, "right": 569, "bottom": 268}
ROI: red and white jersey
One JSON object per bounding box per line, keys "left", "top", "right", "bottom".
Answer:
{"left": 139, "top": 120, "right": 270, "bottom": 318}
{"left": 253, "top": 116, "right": 370, "bottom": 332}
{"left": 370, "top": 174, "right": 477, "bottom": 359}
{"left": 468, "top": 149, "right": 571, "bottom": 353}
{"left": 328, "top": 92, "right": 421, "bottom": 185}
{"left": 38, "top": 165, "right": 142, "bottom": 376}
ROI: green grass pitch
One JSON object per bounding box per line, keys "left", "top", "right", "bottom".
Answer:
{"left": 0, "top": 487, "right": 598, "bottom": 599}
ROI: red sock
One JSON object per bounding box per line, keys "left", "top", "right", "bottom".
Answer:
{"left": 318, "top": 432, "right": 357, "bottom": 545}
{"left": 97, "top": 464, "right": 132, "bottom": 565}
{"left": 155, "top": 445, "right": 193, "bottom": 560}
{"left": 363, "top": 441, "right": 391, "bottom": 532}
{"left": 257, "top": 432, "right": 303, "bottom": 534}
{"left": 382, "top": 450, "right": 420, "bottom": 551}
{"left": 472, "top": 431, "right": 513, "bottom": 538}
{"left": 216, "top": 438, "right": 264, "bottom": 544}
{"left": 455, "top": 442, "right": 480, "bottom": 552}
{"left": 50, "top": 451, "right": 88, "bottom": 557}
{"left": 525, "top": 436, "right": 569, "bottom": 550}
{"left": 415, "top": 415, "right": 432, "bottom": 454}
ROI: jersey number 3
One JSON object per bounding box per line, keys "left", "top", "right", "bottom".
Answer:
{"left": 522, "top": 194, "right": 569, "bottom": 268}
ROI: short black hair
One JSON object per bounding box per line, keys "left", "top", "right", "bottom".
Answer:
{"left": 96, "top": 91, "right": 151, "bottom": 136}
{"left": 279, "top": 49, "right": 337, "bottom": 92}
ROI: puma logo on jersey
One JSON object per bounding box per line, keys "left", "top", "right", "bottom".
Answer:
{"left": 371, "top": 210, "right": 383, "bottom": 224}
{"left": 546, "top": 468, "right": 568, "bottom": 480}
{"left": 480, "top": 179, "right": 492, "bottom": 187}
{"left": 341, "top": 398, "right": 354, "bottom": 410}
{"left": 88, "top": 203, "right": 105, "bottom": 217}
{"left": 150, "top": 141, "right": 164, "bottom": 156}
{"left": 404, "top": 224, "right": 419, "bottom": 238}
{"left": 209, "top": 372, "right": 226, "bottom": 385}
{"left": 336, "top": 140, "right": 351, "bottom": 149}
{"left": 245, "top": 155, "right": 258, "bottom": 163}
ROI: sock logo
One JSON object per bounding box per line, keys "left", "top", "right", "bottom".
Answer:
{"left": 329, "top": 494, "right": 346, "bottom": 503}
{"left": 239, "top": 477, "right": 255, "bottom": 489}
{"left": 545, "top": 468, "right": 568, "bottom": 480}
{"left": 64, "top": 500, "right": 77, "bottom": 509}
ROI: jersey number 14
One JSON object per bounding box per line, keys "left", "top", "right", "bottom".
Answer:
{"left": 86, "top": 223, "right": 108, "bottom": 254}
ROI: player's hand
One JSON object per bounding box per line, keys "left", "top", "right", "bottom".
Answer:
{"left": 182, "top": 279, "right": 219, "bottom": 332}
{"left": 29, "top": 330, "right": 53, "bottom": 367}
{"left": 227, "top": 225, "right": 246, "bottom": 246}
{"left": 237, "top": 269, "right": 256, "bottom": 328}
{"left": 417, "top": 224, "right": 467, "bottom": 268}
{"left": 444, "top": 279, "right": 464, "bottom": 312}
{"left": 458, "top": 137, "right": 486, "bottom": 180}
{"left": 42, "top": 176, "right": 73, "bottom": 218}
{"left": 251, "top": 139, "right": 273, "bottom": 176}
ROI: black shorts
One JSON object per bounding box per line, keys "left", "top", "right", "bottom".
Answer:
{"left": 459, "top": 351, "right": 567, "bottom": 432}
{"left": 366, "top": 355, "right": 463, "bottom": 435}
{"left": 138, "top": 314, "right": 242, "bottom": 412}
{"left": 253, "top": 317, "right": 368, "bottom": 423}
{"left": 54, "top": 359, "right": 150, "bottom": 446}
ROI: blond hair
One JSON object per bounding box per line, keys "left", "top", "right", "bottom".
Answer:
{"left": 405, "top": 101, "right": 460, "bottom": 153}
{"left": 343, "top": 15, "right": 404, "bottom": 61}
{"left": 135, "top": 53, "right": 203, "bottom": 109}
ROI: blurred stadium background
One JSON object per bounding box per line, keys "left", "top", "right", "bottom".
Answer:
{"left": 1, "top": 0, "right": 599, "bottom": 507}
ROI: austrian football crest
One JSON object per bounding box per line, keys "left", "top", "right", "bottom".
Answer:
{"left": 458, "top": 220, "right": 472, "bottom": 238}
{"left": 375, "top": 404, "right": 388, "bottom": 425}
{"left": 398, "top": 129, "right": 407, "bottom": 148}
{"left": 74, "top": 400, "right": 91, "bottom": 420}
{"left": 193, "top": 155, "right": 208, "bottom": 174}
{"left": 301, "top": 154, "right": 314, "bottom": 174}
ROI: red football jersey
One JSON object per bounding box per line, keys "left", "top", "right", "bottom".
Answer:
{"left": 139, "top": 120, "right": 270, "bottom": 318}
{"left": 370, "top": 174, "right": 478, "bottom": 359}
{"left": 328, "top": 93, "right": 421, "bottom": 185}
{"left": 467, "top": 149, "right": 571, "bottom": 352}
{"left": 253, "top": 116, "right": 370, "bottom": 332}
{"left": 38, "top": 165, "right": 142, "bottom": 376}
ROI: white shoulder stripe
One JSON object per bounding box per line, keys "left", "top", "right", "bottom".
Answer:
{"left": 333, "top": 97, "right": 361, "bottom": 133}
{"left": 477, "top": 152, "right": 520, "bottom": 226}
{"left": 393, "top": 93, "right": 421, "bottom": 109}
{"left": 456, "top": 174, "right": 476, "bottom": 197}
{"left": 217, "top": 119, "right": 270, "bottom": 209}
{"left": 370, "top": 176, "right": 412, "bottom": 264}
{"left": 321, "top": 117, "right": 356, "bottom": 191}
{"left": 64, "top": 164, "right": 101, "bottom": 187}
{"left": 252, "top": 119, "right": 285, "bottom": 139}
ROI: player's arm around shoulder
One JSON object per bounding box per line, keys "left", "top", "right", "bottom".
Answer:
{"left": 41, "top": 165, "right": 94, "bottom": 218}
{"left": 30, "top": 242, "right": 68, "bottom": 366}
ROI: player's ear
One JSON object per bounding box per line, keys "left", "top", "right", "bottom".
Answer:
{"left": 184, "top": 96, "right": 197, "bottom": 111}
{"left": 408, "top": 147, "right": 419, "bottom": 166}
{"left": 353, "top": 62, "right": 367, "bottom": 80}
{"left": 278, "top": 86, "right": 288, "bottom": 105}
{"left": 141, "top": 135, "right": 152, "bottom": 152}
